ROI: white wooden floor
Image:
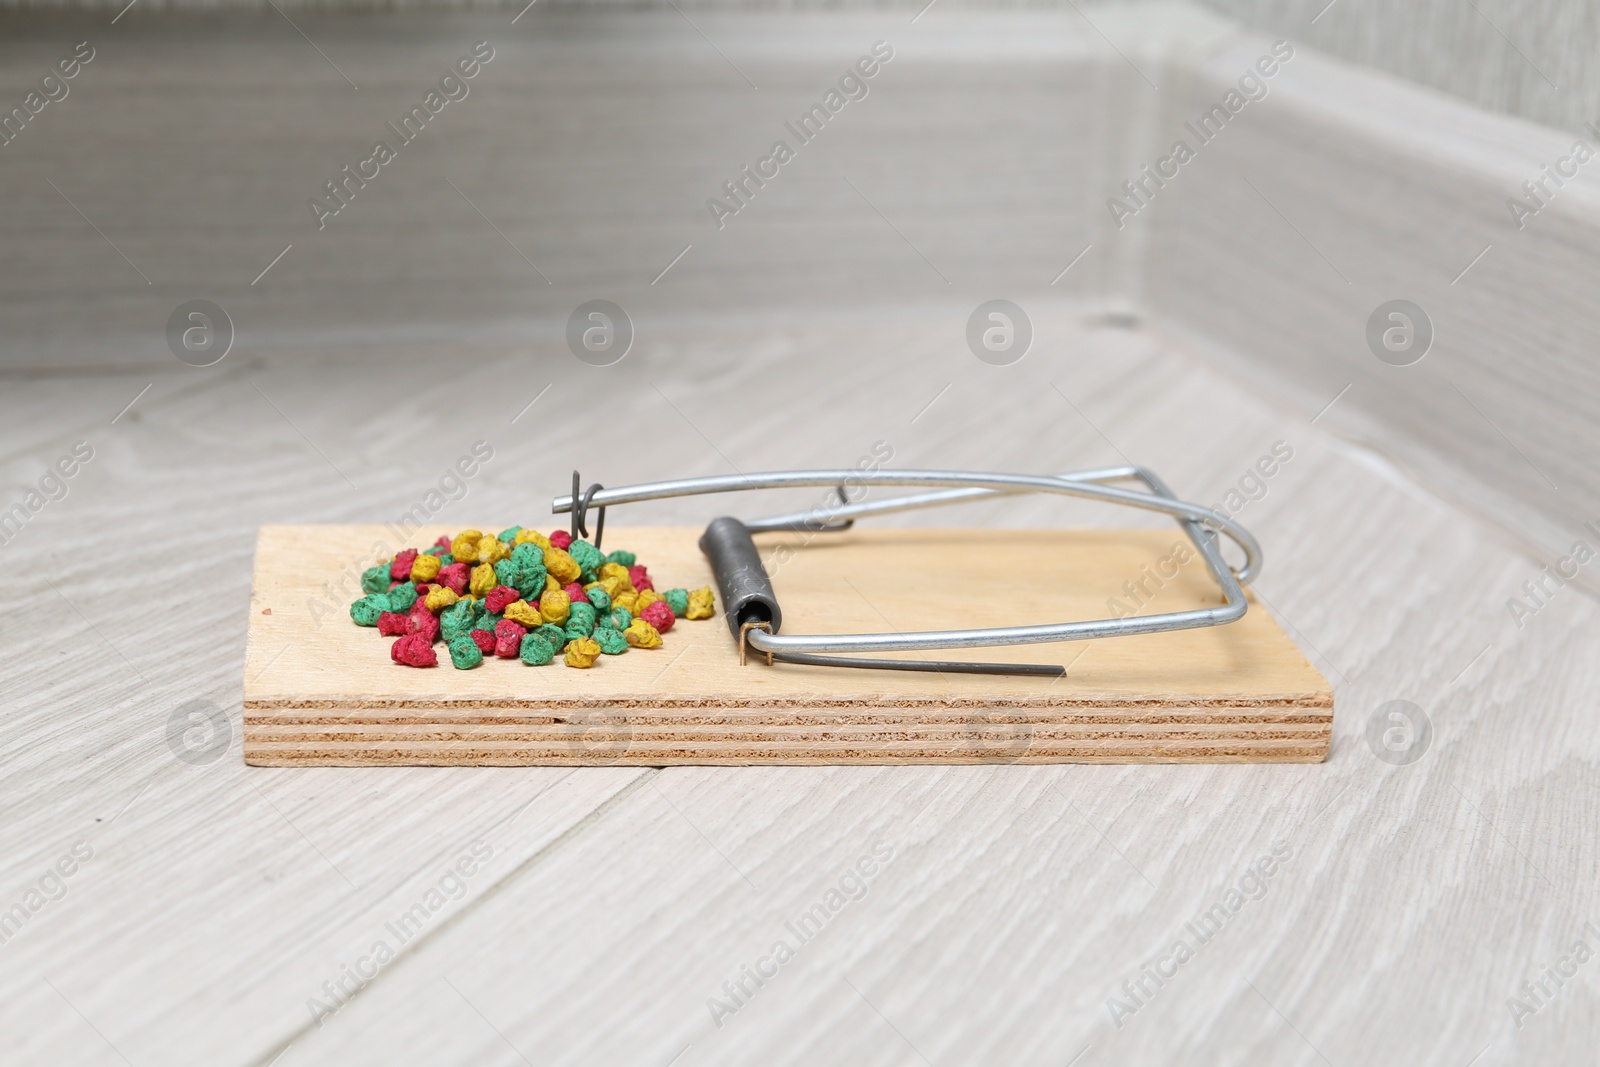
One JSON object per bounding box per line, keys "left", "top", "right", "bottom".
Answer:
{"left": 2, "top": 9, "right": 1597, "bottom": 1067}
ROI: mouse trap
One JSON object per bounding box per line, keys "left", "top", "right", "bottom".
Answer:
{"left": 243, "top": 468, "right": 1332, "bottom": 765}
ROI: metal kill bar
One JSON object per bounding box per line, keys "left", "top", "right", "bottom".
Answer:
{"left": 552, "top": 468, "right": 1259, "bottom": 660}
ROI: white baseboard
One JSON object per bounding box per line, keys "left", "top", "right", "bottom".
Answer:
{"left": 1120, "top": 16, "right": 1600, "bottom": 587}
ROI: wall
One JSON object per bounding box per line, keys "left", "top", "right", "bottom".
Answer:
{"left": 4, "top": 0, "right": 1597, "bottom": 134}
{"left": 1191, "top": 0, "right": 1600, "bottom": 133}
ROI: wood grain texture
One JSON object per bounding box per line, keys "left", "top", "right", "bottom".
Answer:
{"left": 243, "top": 525, "right": 1331, "bottom": 764}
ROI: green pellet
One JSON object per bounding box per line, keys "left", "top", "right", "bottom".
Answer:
{"left": 441, "top": 601, "right": 477, "bottom": 642}
{"left": 533, "top": 622, "right": 564, "bottom": 647}
{"left": 425, "top": 545, "right": 449, "bottom": 557}
{"left": 386, "top": 582, "right": 419, "bottom": 613}
{"left": 518, "top": 564, "right": 547, "bottom": 602}
{"left": 494, "top": 559, "right": 519, "bottom": 590}
{"left": 567, "top": 602, "right": 596, "bottom": 633}
{"left": 594, "top": 627, "right": 627, "bottom": 655}
{"left": 361, "top": 564, "right": 391, "bottom": 595}
{"left": 349, "top": 594, "right": 388, "bottom": 626}
{"left": 476, "top": 611, "right": 503, "bottom": 633}
{"left": 586, "top": 587, "right": 612, "bottom": 613}
{"left": 601, "top": 607, "right": 631, "bottom": 631}
{"left": 497, "top": 526, "right": 522, "bottom": 543}
{"left": 509, "top": 543, "right": 547, "bottom": 599}
{"left": 568, "top": 539, "right": 604, "bottom": 582}
{"left": 664, "top": 588, "right": 689, "bottom": 616}
{"left": 605, "top": 549, "right": 636, "bottom": 567}
{"left": 447, "top": 635, "right": 484, "bottom": 669}
{"left": 519, "top": 633, "right": 555, "bottom": 665}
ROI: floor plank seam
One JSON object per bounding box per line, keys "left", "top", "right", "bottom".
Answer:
{"left": 243, "top": 767, "right": 659, "bottom": 1067}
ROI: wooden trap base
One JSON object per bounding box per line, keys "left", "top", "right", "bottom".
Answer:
{"left": 243, "top": 525, "right": 1332, "bottom": 765}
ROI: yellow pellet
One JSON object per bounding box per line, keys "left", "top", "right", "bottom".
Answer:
{"left": 409, "top": 553, "right": 441, "bottom": 583}
{"left": 624, "top": 618, "right": 662, "bottom": 648}
{"left": 598, "top": 561, "right": 631, "bottom": 588}
{"left": 469, "top": 562, "right": 498, "bottom": 598}
{"left": 539, "top": 587, "right": 571, "bottom": 625}
{"left": 424, "top": 585, "right": 459, "bottom": 613}
{"left": 686, "top": 586, "right": 715, "bottom": 620}
{"left": 563, "top": 636, "right": 601, "bottom": 668}
{"left": 513, "top": 528, "right": 551, "bottom": 549}
{"left": 503, "top": 599, "right": 542, "bottom": 627}
{"left": 544, "top": 546, "right": 581, "bottom": 584}
{"left": 476, "top": 536, "right": 510, "bottom": 565}
{"left": 450, "top": 529, "right": 483, "bottom": 562}
{"left": 612, "top": 591, "right": 639, "bottom": 614}
{"left": 635, "top": 589, "right": 663, "bottom": 612}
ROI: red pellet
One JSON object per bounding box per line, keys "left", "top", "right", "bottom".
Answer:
{"left": 485, "top": 585, "right": 520, "bottom": 614}
{"left": 469, "top": 629, "right": 496, "bottom": 655}
{"left": 629, "top": 565, "right": 653, "bottom": 592}
{"left": 377, "top": 611, "right": 410, "bottom": 636}
{"left": 409, "top": 601, "right": 440, "bottom": 641}
{"left": 493, "top": 618, "right": 526, "bottom": 657}
{"left": 549, "top": 529, "right": 572, "bottom": 550}
{"left": 391, "top": 632, "right": 438, "bottom": 667}
{"left": 435, "top": 562, "right": 470, "bottom": 594}
{"left": 641, "top": 600, "right": 675, "bottom": 632}
{"left": 413, "top": 583, "right": 432, "bottom": 596}
{"left": 433, "top": 536, "right": 452, "bottom": 551}
{"left": 390, "top": 548, "right": 418, "bottom": 581}
{"left": 564, "top": 582, "right": 589, "bottom": 604}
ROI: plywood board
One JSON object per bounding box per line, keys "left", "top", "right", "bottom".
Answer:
{"left": 243, "top": 525, "right": 1331, "bottom": 764}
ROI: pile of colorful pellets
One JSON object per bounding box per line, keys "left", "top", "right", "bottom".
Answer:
{"left": 348, "top": 526, "right": 715, "bottom": 670}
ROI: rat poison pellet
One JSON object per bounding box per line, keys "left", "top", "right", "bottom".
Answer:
{"left": 503, "top": 599, "right": 542, "bottom": 628}
{"left": 434, "top": 562, "right": 470, "bottom": 595}
{"left": 640, "top": 600, "right": 675, "bottom": 633}
{"left": 362, "top": 565, "right": 392, "bottom": 595}
{"left": 624, "top": 618, "right": 663, "bottom": 649}
{"left": 519, "top": 632, "right": 556, "bottom": 665}
{"left": 686, "top": 587, "right": 715, "bottom": 620}
{"left": 350, "top": 595, "right": 388, "bottom": 627}
{"left": 391, "top": 632, "right": 437, "bottom": 667}
{"left": 448, "top": 635, "right": 484, "bottom": 670}
{"left": 349, "top": 530, "right": 715, "bottom": 673}
{"left": 409, "top": 554, "right": 441, "bottom": 583}
{"left": 485, "top": 585, "right": 520, "bottom": 614}
{"left": 390, "top": 549, "right": 418, "bottom": 582}
{"left": 564, "top": 636, "right": 601, "bottom": 668}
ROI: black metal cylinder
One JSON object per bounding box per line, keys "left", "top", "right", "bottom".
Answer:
{"left": 698, "top": 516, "right": 782, "bottom": 638}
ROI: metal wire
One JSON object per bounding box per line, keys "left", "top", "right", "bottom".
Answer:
{"left": 552, "top": 467, "right": 1259, "bottom": 663}
{"left": 571, "top": 472, "right": 607, "bottom": 550}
